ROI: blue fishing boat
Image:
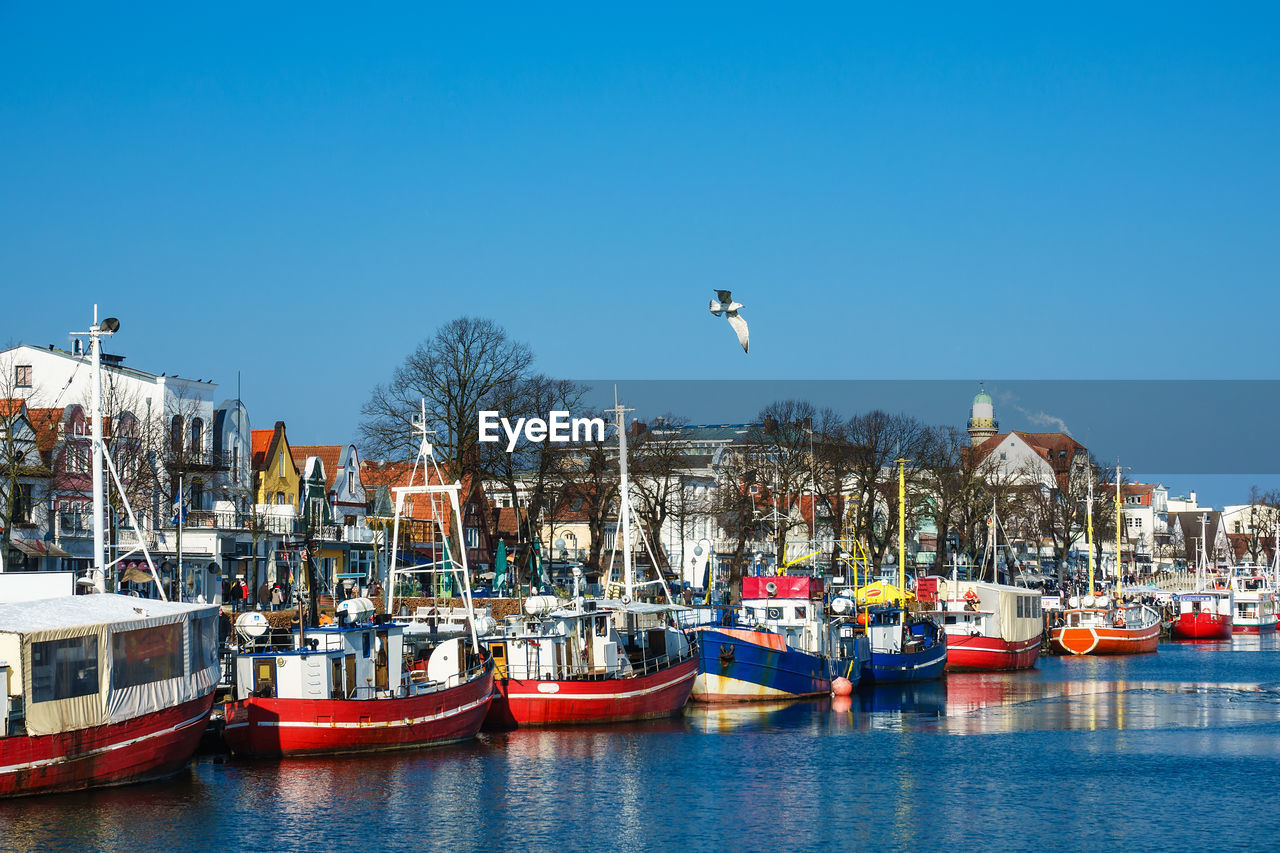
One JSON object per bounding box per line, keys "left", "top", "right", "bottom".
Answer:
{"left": 857, "top": 457, "right": 947, "bottom": 684}
{"left": 690, "top": 576, "right": 868, "bottom": 702}
{"left": 859, "top": 604, "right": 947, "bottom": 683}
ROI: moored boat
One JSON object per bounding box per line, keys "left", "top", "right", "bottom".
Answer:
{"left": 222, "top": 601, "right": 493, "bottom": 756}
{"left": 0, "top": 594, "right": 221, "bottom": 797}
{"left": 1231, "top": 566, "right": 1278, "bottom": 634}
{"left": 480, "top": 398, "right": 697, "bottom": 728}
{"left": 918, "top": 577, "right": 1042, "bottom": 671}
{"left": 860, "top": 605, "right": 948, "bottom": 682}
{"left": 1172, "top": 514, "right": 1234, "bottom": 640}
{"left": 1171, "top": 590, "right": 1234, "bottom": 640}
{"left": 1049, "top": 596, "right": 1161, "bottom": 655}
{"left": 224, "top": 404, "right": 494, "bottom": 757}
{"left": 690, "top": 576, "right": 868, "bottom": 702}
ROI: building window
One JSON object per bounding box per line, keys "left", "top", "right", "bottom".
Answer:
{"left": 170, "top": 416, "right": 183, "bottom": 455}
{"left": 190, "top": 417, "right": 204, "bottom": 456}
{"left": 346, "top": 470, "right": 354, "bottom": 494}
{"left": 14, "top": 365, "right": 31, "bottom": 387}
{"left": 465, "top": 526, "right": 479, "bottom": 548}
{"left": 276, "top": 491, "right": 286, "bottom": 505}
{"left": 190, "top": 480, "right": 204, "bottom": 511}
{"left": 231, "top": 446, "right": 239, "bottom": 480}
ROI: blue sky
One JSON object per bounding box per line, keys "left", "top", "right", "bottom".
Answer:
{"left": 2, "top": 4, "right": 1277, "bottom": 503}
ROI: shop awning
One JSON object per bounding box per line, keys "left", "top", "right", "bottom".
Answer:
{"left": 9, "top": 538, "right": 72, "bottom": 558}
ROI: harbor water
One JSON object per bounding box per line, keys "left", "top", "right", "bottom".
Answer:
{"left": 6, "top": 636, "right": 1280, "bottom": 852}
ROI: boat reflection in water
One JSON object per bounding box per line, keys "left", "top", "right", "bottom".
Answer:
{"left": 683, "top": 699, "right": 827, "bottom": 734}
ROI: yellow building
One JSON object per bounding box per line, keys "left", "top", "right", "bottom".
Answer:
{"left": 251, "top": 421, "right": 299, "bottom": 508}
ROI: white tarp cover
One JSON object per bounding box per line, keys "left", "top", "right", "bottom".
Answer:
{"left": 0, "top": 594, "right": 218, "bottom": 736}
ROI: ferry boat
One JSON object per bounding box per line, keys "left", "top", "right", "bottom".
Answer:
{"left": 689, "top": 575, "right": 869, "bottom": 702}
{"left": 222, "top": 600, "right": 493, "bottom": 756}
{"left": 224, "top": 405, "right": 494, "bottom": 756}
{"left": 1231, "top": 567, "right": 1277, "bottom": 634}
{"left": 1049, "top": 594, "right": 1161, "bottom": 655}
{"left": 480, "top": 398, "right": 698, "bottom": 728}
{"left": 918, "top": 577, "right": 1042, "bottom": 671}
{"left": 0, "top": 595, "right": 221, "bottom": 798}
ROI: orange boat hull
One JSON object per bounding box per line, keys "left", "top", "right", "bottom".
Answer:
{"left": 1050, "top": 623, "right": 1159, "bottom": 656}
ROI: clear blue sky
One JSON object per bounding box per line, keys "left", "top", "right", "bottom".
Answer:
{"left": 2, "top": 4, "right": 1278, "bottom": 503}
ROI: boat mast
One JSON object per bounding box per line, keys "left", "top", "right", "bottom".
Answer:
{"left": 1086, "top": 473, "right": 1095, "bottom": 599}
{"left": 897, "top": 458, "right": 906, "bottom": 603}
{"left": 90, "top": 306, "right": 107, "bottom": 593}
{"left": 613, "top": 396, "right": 634, "bottom": 601}
{"left": 1273, "top": 521, "right": 1279, "bottom": 587}
{"left": 1198, "top": 512, "right": 1209, "bottom": 590}
{"left": 989, "top": 499, "right": 998, "bottom": 584}
{"left": 1114, "top": 463, "right": 1123, "bottom": 602}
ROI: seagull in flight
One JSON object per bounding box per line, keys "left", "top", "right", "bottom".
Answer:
{"left": 709, "top": 290, "right": 749, "bottom": 353}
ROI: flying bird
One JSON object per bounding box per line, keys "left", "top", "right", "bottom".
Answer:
{"left": 709, "top": 289, "right": 749, "bottom": 353}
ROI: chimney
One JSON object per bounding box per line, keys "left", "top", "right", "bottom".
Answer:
{"left": 1190, "top": 491, "right": 1197, "bottom": 506}
{"left": 73, "top": 339, "right": 82, "bottom": 356}
{"left": 764, "top": 417, "right": 778, "bottom": 434}
{"left": 631, "top": 421, "right": 646, "bottom": 437}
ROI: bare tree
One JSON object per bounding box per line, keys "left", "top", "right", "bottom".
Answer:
{"left": 629, "top": 415, "right": 690, "bottom": 576}
{"left": 750, "top": 400, "right": 817, "bottom": 568}
{"left": 552, "top": 412, "right": 619, "bottom": 574}
{"left": 361, "top": 317, "right": 534, "bottom": 482}
{"left": 481, "top": 374, "right": 586, "bottom": 568}
{"left": 707, "top": 443, "right": 769, "bottom": 606}
{"left": 846, "top": 411, "right": 928, "bottom": 569}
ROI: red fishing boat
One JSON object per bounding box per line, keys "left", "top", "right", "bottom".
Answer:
{"left": 1049, "top": 596, "right": 1161, "bottom": 655}
{"left": 483, "top": 599, "right": 697, "bottom": 728}
{"left": 222, "top": 606, "right": 493, "bottom": 756}
{"left": 1172, "top": 515, "right": 1234, "bottom": 640}
{"left": 0, "top": 594, "right": 221, "bottom": 798}
{"left": 224, "top": 412, "right": 495, "bottom": 757}
{"left": 1171, "top": 590, "right": 1233, "bottom": 640}
{"left": 918, "top": 577, "right": 1042, "bottom": 671}
{"left": 481, "top": 400, "right": 697, "bottom": 728}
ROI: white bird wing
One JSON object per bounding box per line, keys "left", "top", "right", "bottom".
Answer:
{"left": 709, "top": 298, "right": 723, "bottom": 315}
{"left": 726, "top": 310, "right": 749, "bottom": 353}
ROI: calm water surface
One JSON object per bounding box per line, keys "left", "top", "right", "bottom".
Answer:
{"left": 5, "top": 636, "right": 1280, "bottom": 852}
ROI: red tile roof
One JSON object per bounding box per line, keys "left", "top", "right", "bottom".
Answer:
{"left": 291, "top": 445, "right": 343, "bottom": 490}
{"left": 251, "top": 429, "right": 274, "bottom": 469}
{"left": 0, "top": 399, "right": 24, "bottom": 418}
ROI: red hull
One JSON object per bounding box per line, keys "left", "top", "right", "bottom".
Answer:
{"left": 1050, "top": 624, "right": 1160, "bottom": 655}
{"left": 1172, "top": 613, "right": 1233, "bottom": 640}
{"left": 223, "top": 663, "right": 494, "bottom": 757}
{"left": 944, "top": 634, "right": 1041, "bottom": 671}
{"left": 0, "top": 693, "right": 215, "bottom": 798}
{"left": 486, "top": 656, "right": 698, "bottom": 728}
{"left": 1232, "top": 620, "right": 1277, "bottom": 634}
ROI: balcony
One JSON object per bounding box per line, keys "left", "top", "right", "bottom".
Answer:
{"left": 163, "top": 448, "right": 230, "bottom": 471}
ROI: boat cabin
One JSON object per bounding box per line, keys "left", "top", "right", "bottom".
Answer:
{"left": 482, "top": 599, "right": 691, "bottom": 682}
{"left": 0, "top": 595, "right": 219, "bottom": 739}
{"left": 1176, "top": 591, "right": 1232, "bottom": 619}
{"left": 740, "top": 576, "right": 830, "bottom": 656}
{"left": 924, "top": 579, "right": 1043, "bottom": 644}
{"left": 861, "top": 605, "right": 943, "bottom": 654}
{"left": 234, "top": 599, "right": 474, "bottom": 701}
